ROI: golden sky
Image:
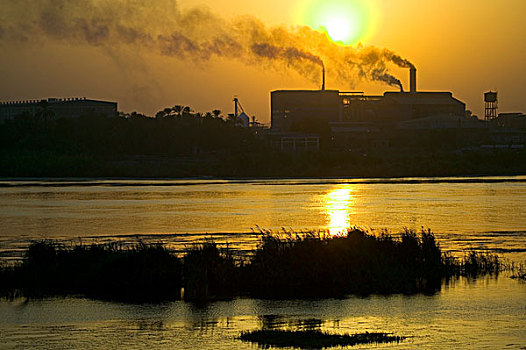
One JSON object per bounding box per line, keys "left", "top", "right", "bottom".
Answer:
{"left": 0, "top": 0, "right": 524, "bottom": 123}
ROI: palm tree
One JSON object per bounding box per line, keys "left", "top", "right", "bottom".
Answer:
{"left": 37, "top": 100, "right": 55, "bottom": 129}
{"left": 172, "top": 105, "right": 182, "bottom": 117}
{"left": 212, "top": 109, "right": 221, "bottom": 119}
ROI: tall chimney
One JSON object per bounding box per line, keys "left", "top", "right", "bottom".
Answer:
{"left": 233, "top": 97, "right": 238, "bottom": 117}
{"left": 321, "top": 65, "right": 325, "bottom": 90}
{"left": 410, "top": 67, "right": 416, "bottom": 93}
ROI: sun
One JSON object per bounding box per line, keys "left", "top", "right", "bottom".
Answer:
{"left": 297, "top": 0, "right": 373, "bottom": 45}
{"left": 324, "top": 15, "right": 357, "bottom": 44}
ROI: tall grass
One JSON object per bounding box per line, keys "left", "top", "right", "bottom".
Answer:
{"left": 507, "top": 261, "right": 525, "bottom": 281}
{"left": 243, "top": 228, "right": 445, "bottom": 297}
{"left": 0, "top": 229, "right": 505, "bottom": 302}
{"left": 183, "top": 241, "right": 238, "bottom": 302}
{"left": 239, "top": 330, "right": 405, "bottom": 348}
{"left": 2, "top": 240, "right": 182, "bottom": 302}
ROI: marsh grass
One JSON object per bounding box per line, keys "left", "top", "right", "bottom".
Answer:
{"left": 509, "top": 262, "right": 526, "bottom": 281}
{"left": 183, "top": 241, "right": 238, "bottom": 302}
{"left": 442, "top": 250, "right": 502, "bottom": 277}
{"left": 1, "top": 240, "right": 182, "bottom": 302}
{"left": 0, "top": 228, "right": 506, "bottom": 302}
{"left": 244, "top": 228, "right": 445, "bottom": 297}
{"left": 238, "top": 330, "right": 405, "bottom": 349}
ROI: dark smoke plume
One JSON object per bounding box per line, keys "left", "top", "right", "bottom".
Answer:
{"left": 372, "top": 69, "right": 403, "bottom": 91}
{"left": 0, "top": 0, "right": 414, "bottom": 89}
{"left": 251, "top": 43, "right": 324, "bottom": 67}
{"left": 383, "top": 49, "right": 415, "bottom": 69}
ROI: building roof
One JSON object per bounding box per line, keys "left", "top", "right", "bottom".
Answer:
{"left": 271, "top": 89, "right": 340, "bottom": 94}
{"left": 0, "top": 97, "right": 117, "bottom": 107}
{"left": 383, "top": 92, "right": 464, "bottom": 105}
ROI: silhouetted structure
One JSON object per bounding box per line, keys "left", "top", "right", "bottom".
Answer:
{"left": 269, "top": 134, "right": 320, "bottom": 151}
{"left": 484, "top": 91, "right": 498, "bottom": 121}
{"left": 271, "top": 90, "right": 466, "bottom": 133}
{"left": 271, "top": 90, "right": 341, "bottom": 132}
{"left": 0, "top": 97, "right": 117, "bottom": 121}
{"left": 268, "top": 66, "right": 514, "bottom": 150}
{"left": 494, "top": 112, "right": 526, "bottom": 129}
{"left": 410, "top": 67, "right": 417, "bottom": 93}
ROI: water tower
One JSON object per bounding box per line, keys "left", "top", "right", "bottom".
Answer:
{"left": 484, "top": 91, "right": 498, "bottom": 121}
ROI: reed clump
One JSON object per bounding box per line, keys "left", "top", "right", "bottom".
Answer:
{"left": 239, "top": 329, "right": 405, "bottom": 348}
{"left": 0, "top": 229, "right": 505, "bottom": 302}
{"left": 183, "top": 241, "right": 238, "bottom": 302}
{"left": 509, "top": 262, "right": 526, "bottom": 281}
{"left": 442, "top": 250, "right": 501, "bottom": 277}
{"left": 1, "top": 240, "right": 182, "bottom": 302}
{"left": 243, "top": 228, "right": 445, "bottom": 297}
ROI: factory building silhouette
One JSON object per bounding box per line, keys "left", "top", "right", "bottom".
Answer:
{"left": 270, "top": 67, "right": 524, "bottom": 151}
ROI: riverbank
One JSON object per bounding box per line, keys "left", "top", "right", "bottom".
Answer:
{"left": 1, "top": 148, "right": 525, "bottom": 178}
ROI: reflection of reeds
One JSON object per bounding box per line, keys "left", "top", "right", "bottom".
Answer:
{"left": 239, "top": 330, "right": 405, "bottom": 348}
{"left": 0, "top": 229, "right": 509, "bottom": 302}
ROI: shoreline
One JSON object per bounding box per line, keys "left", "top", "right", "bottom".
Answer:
{"left": 1, "top": 174, "right": 526, "bottom": 186}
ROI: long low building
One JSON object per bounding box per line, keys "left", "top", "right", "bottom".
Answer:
{"left": 0, "top": 97, "right": 118, "bottom": 122}
{"left": 271, "top": 89, "right": 467, "bottom": 133}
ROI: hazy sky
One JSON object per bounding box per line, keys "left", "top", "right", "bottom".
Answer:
{"left": 1, "top": 0, "right": 524, "bottom": 123}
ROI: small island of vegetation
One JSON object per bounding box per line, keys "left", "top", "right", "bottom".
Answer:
{"left": 238, "top": 329, "right": 406, "bottom": 349}
{"left": 0, "top": 229, "right": 504, "bottom": 303}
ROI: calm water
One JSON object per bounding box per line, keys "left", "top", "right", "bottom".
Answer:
{"left": 0, "top": 276, "right": 524, "bottom": 349}
{"left": 0, "top": 176, "right": 525, "bottom": 349}
{"left": 0, "top": 176, "right": 525, "bottom": 261}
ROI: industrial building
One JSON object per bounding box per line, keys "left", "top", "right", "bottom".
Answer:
{"left": 269, "top": 67, "right": 493, "bottom": 150}
{"left": 272, "top": 68, "right": 466, "bottom": 130}
{"left": 0, "top": 97, "right": 118, "bottom": 122}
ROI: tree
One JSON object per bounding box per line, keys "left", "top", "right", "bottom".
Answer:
{"left": 37, "top": 100, "right": 55, "bottom": 129}
{"left": 172, "top": 105, "right": 182, "bottom": 117}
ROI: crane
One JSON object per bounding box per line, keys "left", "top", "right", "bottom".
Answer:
{"left": 233, "top": 97, "right": 246, "bottom": 117}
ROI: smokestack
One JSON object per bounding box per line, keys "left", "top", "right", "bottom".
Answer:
{"left": 410, "top": 67, "right": 416, "bottom": 93}
{"left": 233, "top": 97, "right": 238, "bottom": 117}
{"left": 321, "top": 65, "right": 325, "bottom": 90}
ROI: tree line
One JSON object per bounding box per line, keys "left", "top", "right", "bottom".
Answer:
{"left": 0, "top": 104, "right": 265, "bottom": 157}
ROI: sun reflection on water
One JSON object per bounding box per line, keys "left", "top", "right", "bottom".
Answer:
{"left": 325, "top": 186, "right": 353, "bottom": 235}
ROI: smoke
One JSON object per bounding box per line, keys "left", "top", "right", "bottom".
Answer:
{"left": 372, "top": 69, "right": 403, "bottom": 91}
{"left": 251, "top": 43, "right": 324, "bottom": 67}
{"left": 0, "top": 0, "right": 414, "bottom": 89}
{"left": 383, "top": 49, "right": 415, "bottom": 69}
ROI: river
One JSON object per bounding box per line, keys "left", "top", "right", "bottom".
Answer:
{"left": 1, "top": 176, "right": 525, "bottom": 261}
{"left": 0, "top": 176, "right": 525, "bottom": 348}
